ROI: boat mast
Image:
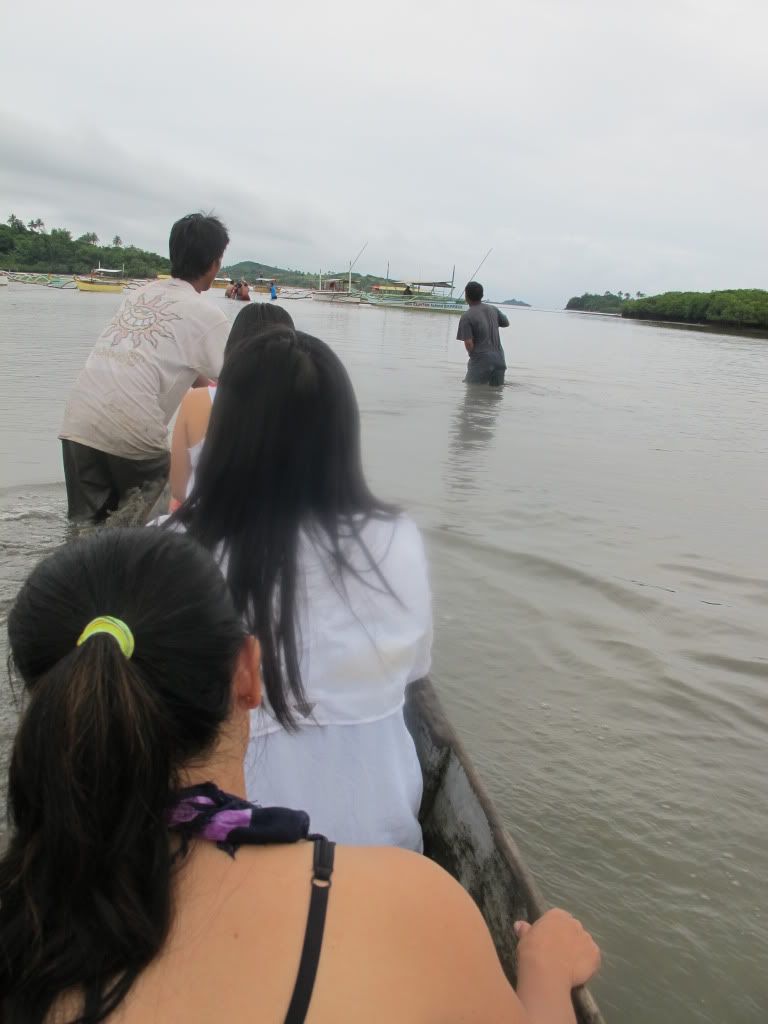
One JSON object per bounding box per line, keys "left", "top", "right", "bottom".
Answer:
{"left": 348, "top": 241, "right": 368, "bottom": 294}
{"left": 464, "top": 248, "right": 493, "bottom": 290}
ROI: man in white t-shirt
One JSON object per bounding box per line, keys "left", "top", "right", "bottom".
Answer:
{"left": 60, "top": 213, "right": 231, "bottom": 521}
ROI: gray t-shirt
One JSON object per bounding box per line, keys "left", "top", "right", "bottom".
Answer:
{"left": 60, "top": 279, "right": 229, "bottom": 459}
{"left": 456, "top": 302, "right": 509, "bottom": 363}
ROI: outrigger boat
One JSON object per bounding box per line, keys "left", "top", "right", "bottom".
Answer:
{"left": 212, "top": 276, "right": 233, "bottom": 289}
{"left": 75, "top": 264, "right": 125, "bottom": 293}
{"left": 312, "top": 244, "right": 368, "bottom": 305}
{"left": 311, "top": 276, "right": 363, "bottom": 304}
{"left": 366, "top": 276, "right": 467, "bottom": 314}
{"left": 7, "top": 271, "right": 76, "bottom": 289}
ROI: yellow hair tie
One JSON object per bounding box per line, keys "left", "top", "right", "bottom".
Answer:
{"left": 77, "top": 616, "right": 135, "bottom": 659}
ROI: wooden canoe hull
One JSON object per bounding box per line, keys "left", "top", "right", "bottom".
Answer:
{"left": 405, "top": 678, "right": 605, "bottom": 1024}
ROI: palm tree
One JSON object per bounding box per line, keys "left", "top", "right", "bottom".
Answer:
{"left": 7, "top": 214, "right": 25, "bottom": 231}
{"left": 27, "top": 218, "right": 45, "bottom": 233}
{"left": 112, "top": 235, "right": 123, "bottom": 247}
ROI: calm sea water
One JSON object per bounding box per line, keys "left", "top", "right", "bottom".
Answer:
{"left": 1, "top": 283, "right": 766, "bottom": 1023}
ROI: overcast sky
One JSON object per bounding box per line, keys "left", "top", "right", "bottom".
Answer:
{"left": 1, "top": 0, "right": 766, "bottom": 306}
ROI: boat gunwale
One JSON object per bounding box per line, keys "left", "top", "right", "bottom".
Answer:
{"left": 405, "top": 678, "right": 605, "bottom": 1024}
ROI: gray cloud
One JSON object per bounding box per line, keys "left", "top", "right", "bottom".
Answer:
{"left": 1, "top": 0, "right": 766, "bottom": 305}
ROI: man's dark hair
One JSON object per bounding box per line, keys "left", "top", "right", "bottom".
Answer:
{"left": 465, "top": 281, "right": 484, "bottom": 303}
{"left": 169, "top": 213, "right": 229, "bottom": 281}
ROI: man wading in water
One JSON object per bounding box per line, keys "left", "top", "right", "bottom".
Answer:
{"left": 59, "top": 214, "right": 230, "bottom": 522}
{"left": 456, "top": 280, "right": 509, "bottom": 386}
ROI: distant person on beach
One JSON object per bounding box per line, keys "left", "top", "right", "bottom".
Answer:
{"left": 1, "top": 526, "right": 600, "bottom": 1024}
{"left": 270, "top": 281, "right": 278, "bottom": 300}
{"left": 169, "top": 303, "right": 295, "bottom": 507}
{"left": 456, "top": 280, "right": 509, "bottom": 386}
{"left": 59, "top": 213, "right": 230, "bottom": 522}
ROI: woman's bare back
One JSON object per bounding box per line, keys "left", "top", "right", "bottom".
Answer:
{"left": 108, "top": 841, "right": 522, "bottom": 1024}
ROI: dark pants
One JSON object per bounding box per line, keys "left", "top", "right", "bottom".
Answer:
{"left": 61, "top": 440, "right": 169, "bottom": 522}
{"left": 464, "top": 356, "right": 506, "bottom": 387}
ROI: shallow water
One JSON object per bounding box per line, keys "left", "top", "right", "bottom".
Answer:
{"left": 1, "top": 284, "right": 766, "bottom": 1022}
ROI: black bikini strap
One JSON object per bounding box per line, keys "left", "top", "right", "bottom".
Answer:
{"left": 283, "top": 835, "right": 336, "bottom": 1024}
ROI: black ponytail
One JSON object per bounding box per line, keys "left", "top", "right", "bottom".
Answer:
{"left": 1, "top": 528, "right": 244, "bottom": 1024}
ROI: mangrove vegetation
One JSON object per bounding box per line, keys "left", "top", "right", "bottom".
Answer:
{"left": 622, "top": 289, "right": 768, "bottom": 330}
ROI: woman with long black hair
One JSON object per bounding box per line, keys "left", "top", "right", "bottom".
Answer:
{"left": 1, "top": 527, "right": 599, "bottom": 1024}
{"left": 174, "top": 326, "right": 432, "bottom": 849}
{"left": 169, "top": 302, "right": 295, "bottom": 506}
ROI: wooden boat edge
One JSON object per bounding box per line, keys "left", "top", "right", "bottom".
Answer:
{"left": 405, "top": 677, "right": 605, "bottom": 1024}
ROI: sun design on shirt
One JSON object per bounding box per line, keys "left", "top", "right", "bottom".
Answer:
{"left": 103, "top": 293, "right": 182, "bottom": 349}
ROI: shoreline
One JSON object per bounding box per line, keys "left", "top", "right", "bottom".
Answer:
{"left": 566, "top": 308, "right": 768, "bottom": 339}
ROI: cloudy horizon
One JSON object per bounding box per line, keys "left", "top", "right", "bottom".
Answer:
{"left": 1, "top": 0, "right": 766, "bottom": 307}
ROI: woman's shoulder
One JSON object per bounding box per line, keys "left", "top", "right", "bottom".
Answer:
{"left": 326, "top": 845, "right": 520, "bottom": 1020}
{"left": 358, "top": 511, "right": 426, "bottom": 559}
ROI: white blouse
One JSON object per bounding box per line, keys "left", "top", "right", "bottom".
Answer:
{"left": 161, "top": 513, "right": 433, "bottom": 850}
{"left": 243, "top": 513, "right": 432, "bottom": 850}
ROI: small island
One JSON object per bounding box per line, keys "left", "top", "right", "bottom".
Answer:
{"left": 565, "top": 291, "right": 634, "bottom": 314}
{"left": 496, "top": 297, "right": 531, "bottom": 307}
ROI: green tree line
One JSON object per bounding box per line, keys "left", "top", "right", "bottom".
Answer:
{"left": 622, "top": 289, "right": 768, "bottom": 329}
{"left": 0, "top": 215, "right": 170, "bottom": 277}
{"left": 565, "top": 291, "right": 639, "bottom": 313}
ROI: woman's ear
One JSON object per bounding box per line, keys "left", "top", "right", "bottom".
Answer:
{"left": 233, "top": 635, "right": 261, "bottom": 710}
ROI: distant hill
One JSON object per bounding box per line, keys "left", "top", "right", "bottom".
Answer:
{"left": 224, "top": 259, "right": 389, "bottom": 290}
{"left": 496, "top": 297, "right": 530, "bottom": 307}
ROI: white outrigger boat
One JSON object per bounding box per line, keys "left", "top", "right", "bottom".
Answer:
{"left": 366, "top": 278, "right": 467, "bottom": 314}
{"left": 311, "top": 275, "right": 363, "bottom": 304}
{"left": 311, "top": 243, "right": 369, "bottom": 305}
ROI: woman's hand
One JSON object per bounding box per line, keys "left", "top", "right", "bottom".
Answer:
{"left": 514, "top": 908, "right": 601, "bottom": 989}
